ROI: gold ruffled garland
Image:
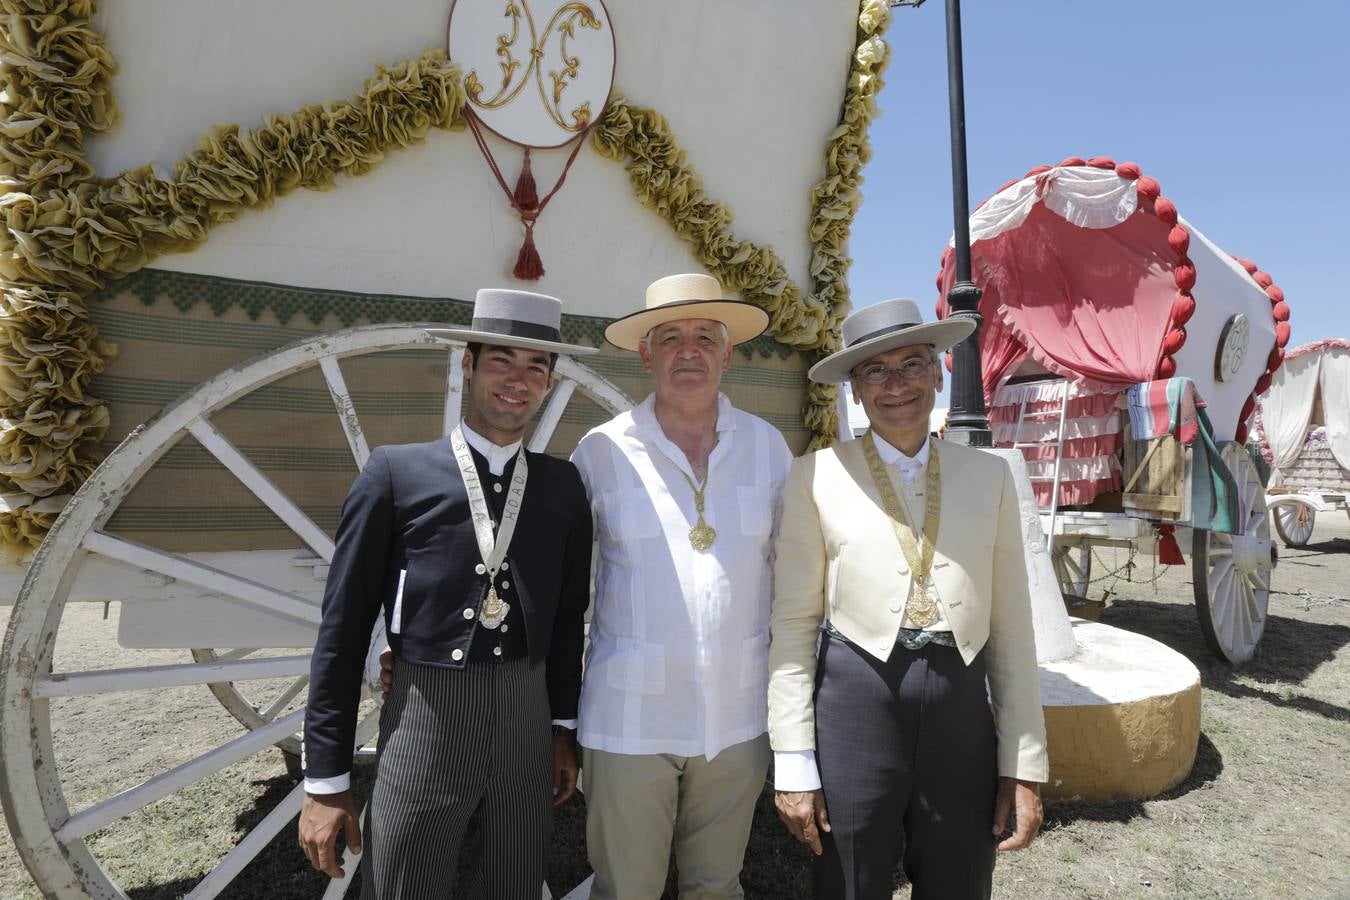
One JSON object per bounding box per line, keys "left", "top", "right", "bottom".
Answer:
{"left": 0, "top": 0, "right": 890, "bottom": 550}
{"left": 0, "top": 35, "right": 465, "bottom": 548}
{"left": 592, "top": 0, "right": 892, "bottom": 449}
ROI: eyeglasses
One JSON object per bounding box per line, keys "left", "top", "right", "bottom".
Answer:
{"left": 852, "top": 358, "right": 933, "bottom": 385}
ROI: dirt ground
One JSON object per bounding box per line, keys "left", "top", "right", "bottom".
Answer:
{"left": 2, "top": 516, "right": 1348, "bottom": 899}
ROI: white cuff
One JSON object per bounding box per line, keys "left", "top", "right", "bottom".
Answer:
{"left": 551, "top": 719, "right": 578, "bottom": 730}
{"left": 304, "top": 772, "right": 351, "bottom": 794}
{"left": 773, "top": 750, "right": 822, "bottom": 792}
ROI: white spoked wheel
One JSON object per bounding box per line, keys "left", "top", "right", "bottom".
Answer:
{"left": 1051, "top": 541, "right": 1092, "bottom": 600}
{"left": 1192, "top": 441, "right": 1277, "bottom": 665}
{"left": 0, "top": 324, "right": 631, "bottom": 899}
{"left": 1271, "top": 501, "right": 1316, "bottom": 548}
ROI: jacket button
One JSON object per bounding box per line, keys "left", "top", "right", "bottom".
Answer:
{"left": 501, "top": 580, "right": 510, "bottom": 590}
{"left": 897, "top": 564, "right": 909, "bottom": 574}
{"left": 502, "top": 561, "right": 510, "bottom": 571}
{"left": 475, "top": 563, "right": 486, "bottom": 575}
{"left": 501, "top": 624, "right": 509, "bottom": 633}
{"left": 451, "top": 648, "right": 464, "bottom": 661}
{"left": 493, "top": 646, "right": 503, "bottom": 656}
{"left": 463, "top": 608, "right": 475, "bottom": 620}
{"left": 493, "top": 483, "right": 502, "bottom": 493}
{"left": 889, "top": 600, "right": 902, "bottom": 613}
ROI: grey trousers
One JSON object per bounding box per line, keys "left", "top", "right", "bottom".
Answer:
{"left": 813, "top": 633, "right": 997, "bottom": 900}
{"left": 360, "top": 658, "right": 553, "bottom": 900}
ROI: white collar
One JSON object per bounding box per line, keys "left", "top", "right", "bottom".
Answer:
{"left": 631, "top": 391, "right": 737, "bottom": 439}
{"left": 460, "top": 421, "right": 522, "bottom": 477}
{"left": 870, "top": 430, "right": 930, "bottom": 470}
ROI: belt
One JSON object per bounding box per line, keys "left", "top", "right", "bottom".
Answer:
{"left": 822, "top": 620, "right": 958, "bottom": 650}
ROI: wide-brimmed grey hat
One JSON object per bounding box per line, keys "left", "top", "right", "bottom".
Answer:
{"left": 427, "top": 289, "right": 598, "bottom": 356}
{"left": 808, "top": 297, "right": 975, "bottom": 384}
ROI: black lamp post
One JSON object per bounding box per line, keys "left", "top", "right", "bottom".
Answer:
{"left": 894, "top": 0, "right": 991, "bottom": 446}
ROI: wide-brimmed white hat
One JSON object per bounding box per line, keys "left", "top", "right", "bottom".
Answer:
{"left": 427, "top": 289, "right": 598, "bottom": 356}
{"left": 808, "top": 297, "right": 975, "bottom": 384}
{"left": 603, "top": 273, "right": 770, "bottom": 352}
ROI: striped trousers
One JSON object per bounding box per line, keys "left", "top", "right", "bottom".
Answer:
{"left": 360, "top": 657, "right": 553, "bottom": 900}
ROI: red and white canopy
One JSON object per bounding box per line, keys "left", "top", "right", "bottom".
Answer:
{"left": 936, "top": 157, "right": 1289, "bottom": 445}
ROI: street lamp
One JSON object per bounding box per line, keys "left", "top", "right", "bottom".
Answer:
{"left": 895, "top": 0, "right": 992, "bottom": 446}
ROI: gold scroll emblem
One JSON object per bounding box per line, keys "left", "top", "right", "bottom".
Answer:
{"left": 464, "top": 1, "right": 602, "bottom": 132}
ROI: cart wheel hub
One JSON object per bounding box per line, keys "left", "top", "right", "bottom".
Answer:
{"left": 1230, "top": 533, "right": 1275, "bottom": 577}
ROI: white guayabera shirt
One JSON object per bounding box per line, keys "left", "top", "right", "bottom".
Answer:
{"left": 571, "top": 392, "right": 792, "bottom": 759}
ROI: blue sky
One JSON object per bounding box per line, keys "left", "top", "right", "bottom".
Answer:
{"left": 850, "top": 0, "right": 1349, "bottom": 377}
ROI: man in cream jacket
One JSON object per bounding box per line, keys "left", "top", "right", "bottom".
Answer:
{"left": 768, "top": 298, "right": 1047, "bottom": 899}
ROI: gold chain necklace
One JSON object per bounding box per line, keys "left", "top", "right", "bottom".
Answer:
{"left": 680, "top": 468, "right": 716, "bottom": 552}
{"left": 861, "top": 431, "right": 943, "bottom": 628}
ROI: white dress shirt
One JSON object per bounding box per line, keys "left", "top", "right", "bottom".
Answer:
{"left": 570, "top": 392, "right": 793, "bottom": 760}
{"left": 774, "top": 431, "right": 948, "bottom": 792}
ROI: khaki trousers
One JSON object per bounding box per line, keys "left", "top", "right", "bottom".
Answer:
{"left": 582, "top": 733, "right": 770, "bottom": 900}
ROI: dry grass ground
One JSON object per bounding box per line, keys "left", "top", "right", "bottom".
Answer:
{"left": 2, "top": 517, "right": 1348, "bottom": 899}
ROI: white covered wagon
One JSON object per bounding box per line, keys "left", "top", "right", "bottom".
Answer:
{"left": 0, "top": 0, "right": 896, "bottom": 895}
{"left": 934, "top": 156, "right": 1289, "bottom": 664}
{"left": 1255, "top": 339, "right": 1350, "bottom": 547}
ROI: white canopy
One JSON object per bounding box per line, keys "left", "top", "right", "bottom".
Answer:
{"left": 1258, "top": 340, "right": 1350, "bottom": 480}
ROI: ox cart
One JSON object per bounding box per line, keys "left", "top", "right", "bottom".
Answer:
{"left": 936, "top": 157, "right": 1289, "bottom": 665}
{"left": 0, "top": 0, "right": 888, "bottom": 896}
{"left": 1255, "top": 340, "right": 1350, "bottom": 548}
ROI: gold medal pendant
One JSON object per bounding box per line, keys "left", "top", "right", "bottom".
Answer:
{"left": 689, "top": 522, "right": 717, "bottom": 553}
{"left": 907, "top": 583, "right": 939, "bottom": 629}
{"left": 480, "top": 585, "right": 509, "bottom": 629}
{"left": 681, "top": 468, "right": 716, "bottom": 552}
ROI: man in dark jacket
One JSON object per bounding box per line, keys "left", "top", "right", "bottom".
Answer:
{"left": 299, "top": 289, "right": 597, "bottom": 899}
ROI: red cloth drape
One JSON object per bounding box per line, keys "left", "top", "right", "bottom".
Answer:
{"left": 939, "top": 204, "right": 1175, "bottom": 401}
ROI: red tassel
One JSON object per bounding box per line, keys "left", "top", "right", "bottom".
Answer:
{"left": 513, "top": 221, "right": 545, "bottom": 280}
{"left": 1157, "top": 525, "right": 1184, "bottom": 565}
{"left": 513, "top": 149, "right": 539, "bottom": 212}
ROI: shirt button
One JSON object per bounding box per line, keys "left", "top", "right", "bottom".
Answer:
{"left": 501, "top": 580, "right": 510, "bottom": 590}
{"left": 475, "top": 563, "right": 486, "bottom": 575}
{"left": 493, "top": 483, "right": 502, "bottom": 493}
{"left": 451, "top": 648, "right": 464, "bottom": 661}
{"left": 897, "top": 564, "right": 909, "bottom": 574}
{"left": 493, "top": 646, "right": 502, "bottom": 657}
{"left": 889, "top": 600, "right": 902, "bottom": 613}
{"left": 463, "top": 608, "right": 475, "bottom": 620}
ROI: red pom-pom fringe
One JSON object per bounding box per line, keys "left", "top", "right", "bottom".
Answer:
{"left": 1236, "top": 258, "right": 1257, "bottom": 273}
{"left": 1025, "top": 165, "right": 1053, "bottom": 177}
{"left": 1265, "top": 285, "right": 1285, "bottom": 303}
{"left": 1254, "top": 372, "right": 1273, "bottom": 395}
{"left": 1058, "top": 156, "right": 1087, "bottom": 168}
{"left": 1168, "top": 225, "right": 1190, "bottom": 256}
{"left": 1267, "top": 347, "right": 1284, "bottom": 370}
{"left": 1154, "top": 197, "right": 1178, "bottom": 225}
{"left": 1158, "top": 356, "right": 1177, "bottom": 377}
{"left": 1087, "top": 156, "right": 1116, "bottom": 169}
{"left": 1235, "top": 423, "right": 1249, "bottom": 444}
{"left": 1170, "top": 292, "right": 1197, "bottom": 325}
{"left": 1273, "top": 301, "right": 1290, "bottom": 322}
{"left": 1162, "top": 328, "right": 1187, "bottom": 355}
{"left": 1173, "top": 262, "right": 1197, "bottom": 292}
{"left": 1135, "top": 175, "right": 1160, "bottom": 200}
{"left": 1115, "top": 162, "right": 1142, "bottom": 180}
{"left": 1240, "top": 396, "right": 1257, "bottom": 421}
{"left": 1276, "top": 322, "right": 1291, "bottom": 347}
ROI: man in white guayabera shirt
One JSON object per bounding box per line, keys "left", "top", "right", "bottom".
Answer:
{"left": 571, "top": 273, "right": 793, "bottom": 898}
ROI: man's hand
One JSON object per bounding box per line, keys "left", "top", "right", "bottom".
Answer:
{"left": 775, "top": 789, "right": 831, "bottom": 856}
{"left": 379, "top": 646, "right": 394, "bottom": 699}
{"left": 553, "top": 728, "right": 579, "bottom": 807}
{"left": 299, "top": 790, "right": 362, "bottom": 878}
{"left": 993, "top": 777, "right": 1043, "bottom": 851}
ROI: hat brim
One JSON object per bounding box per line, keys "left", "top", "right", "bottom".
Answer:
{"left": 424, "top": 328, "right": 599, "bottom": 356}
{"left": 808, "top": 319, "right": 976, "bottom": 384}
{"left": 603, "top": 299, "right": 770, "bottom": 352}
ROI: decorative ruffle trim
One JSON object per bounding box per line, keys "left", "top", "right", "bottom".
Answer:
{"left": 591, "top": 0, "right": 894, "bottom": 449}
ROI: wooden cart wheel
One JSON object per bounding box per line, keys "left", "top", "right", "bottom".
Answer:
{"left": 1051, "top": 542, "right": 1092, "bottom": 599}
{"left": 0, "top": 324, "right": 631, "bottom": 899}
{"left": 1192, "top": 441, "right": 1276, "bottom": 664}
{"left": 1271, "top": 502, "right": 1316, "bottom": 548}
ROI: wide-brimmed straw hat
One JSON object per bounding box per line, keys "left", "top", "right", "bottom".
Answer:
{"left": 808, "top": 297, "right": 975, "bottom": 384}
{"left": 603, "top": 273, "right": 770, "bottom": 352}
{"left": 427, "top": 289, "right": 598, "bottom": 356}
